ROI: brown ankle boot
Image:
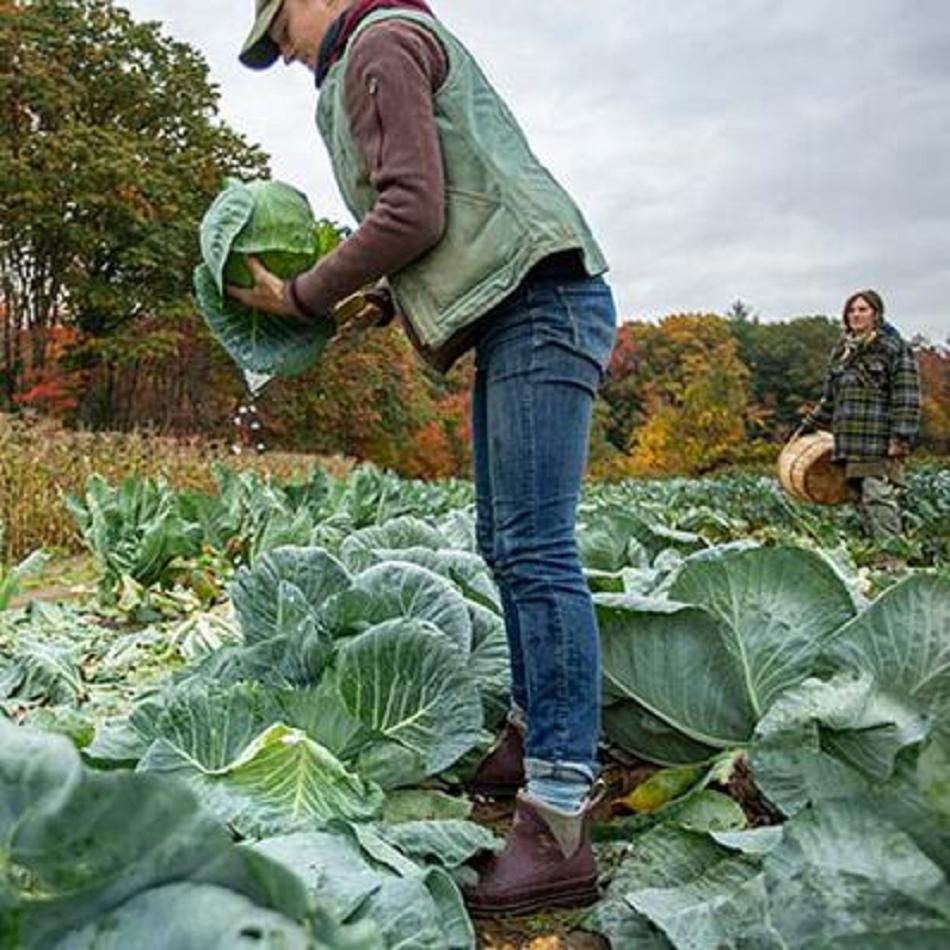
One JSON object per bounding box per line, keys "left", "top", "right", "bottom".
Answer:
{"left": 468, "top": 720, "right": 525, "bottom": 798}
{"left": 463, "top": 792, "right": 600, "bottom": 917}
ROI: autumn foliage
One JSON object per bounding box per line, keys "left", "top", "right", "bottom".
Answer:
{"left": 918, "top": 343, "right": 950, "bottom": 453}
{"left": 264, "top": 325, "right": 473, "bottom": 479}
{"left": 11, "top": 326, "right": 85, "bottom": 415}
{"left": 602, "top": 315, "right": 751, "bottom": 475}
{"left": 4, "top": 301, "right": 948, "bottom": 481}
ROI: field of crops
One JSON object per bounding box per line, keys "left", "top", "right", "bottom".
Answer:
{"left": 2, "top": 462, "right": 949, "bottom": 948}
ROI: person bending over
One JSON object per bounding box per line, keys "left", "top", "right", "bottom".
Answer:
{"left": 233, "top": 0, "right": 618, "bottom": 916}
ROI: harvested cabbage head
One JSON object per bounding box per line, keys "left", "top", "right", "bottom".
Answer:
{"left": 194, "top": 178, "right": 341, "bottom": 377}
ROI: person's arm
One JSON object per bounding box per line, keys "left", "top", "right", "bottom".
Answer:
{"left": 797, "top": 351, "right": 838, "bottom": 435}
{"left": 888, "top": 341, "right": 921, "bottom": 454}
{"left": 290, "top": 21, "right": 448, "bottom": 316}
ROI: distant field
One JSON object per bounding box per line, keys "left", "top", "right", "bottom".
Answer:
{"left": 1, "top": 413, "right": 352, "bottom": 560}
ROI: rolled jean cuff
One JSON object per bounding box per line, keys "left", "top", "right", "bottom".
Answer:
{"left": 524, "top": 757, "right": 596, "bottom": 785}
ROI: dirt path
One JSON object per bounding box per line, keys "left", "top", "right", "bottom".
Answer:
{"left": 7, "top": 554, "right": 96, "bottom": 610}
{"left": 9, "top": 584, "right": 85, "bottom": 610}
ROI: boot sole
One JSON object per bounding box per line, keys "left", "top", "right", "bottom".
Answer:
{"left": 466, "top": 880, "right": 600, "bottom": 918}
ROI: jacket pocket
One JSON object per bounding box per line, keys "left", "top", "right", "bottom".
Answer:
{"left": 397, "top": 187, "right": 517, "bottom": 313}
{"left": 859, "top": 357, "right": 889, "bottom": 392}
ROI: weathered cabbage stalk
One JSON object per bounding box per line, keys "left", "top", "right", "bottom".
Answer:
{"left": 194, "top": 178, "right": 339, "bottom": 377}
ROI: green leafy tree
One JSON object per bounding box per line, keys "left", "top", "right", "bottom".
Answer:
{"left": 0, "top": 0, "right": 268, "bottom": 417}
{"left": 727, "top": 314, "right": 841, "bottom": 436}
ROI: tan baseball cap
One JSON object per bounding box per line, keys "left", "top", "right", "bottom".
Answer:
{"left": 239, "top": 0, "right": 283, "bottom": 69}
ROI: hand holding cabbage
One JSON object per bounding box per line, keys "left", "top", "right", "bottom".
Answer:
{"left": 194, "top": 178, "right": 351, "bottom": 377}
{"left": 225, "top": 252, "right": 395, "bottom": 344}
{"left": 225, "top": 254, "right": 305, "bottom": 319}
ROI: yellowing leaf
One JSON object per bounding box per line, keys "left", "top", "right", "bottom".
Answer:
{"left": 619, "top": 764, "right": 704, "bottom": 813}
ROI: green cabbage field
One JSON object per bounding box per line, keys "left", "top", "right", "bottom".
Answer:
{"left": 2, "top": 463, "right": 948, "bottom": 948}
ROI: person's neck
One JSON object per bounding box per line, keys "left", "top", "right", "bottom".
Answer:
{"left": 315, "top": 0, "right": 433, "bottom": 87}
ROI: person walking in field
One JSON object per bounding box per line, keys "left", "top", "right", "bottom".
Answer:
{"left": 232, "top": 0, "right": 617, "bottom": 916}
{"left": 796, "top": 289, "right": 921, "bottom": 540}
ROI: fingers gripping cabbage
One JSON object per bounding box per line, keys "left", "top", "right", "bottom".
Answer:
{"left": 194, "top": 178, "right": 341, "bottom": 377}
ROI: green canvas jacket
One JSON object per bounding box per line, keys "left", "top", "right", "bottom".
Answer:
{"left": 315, "top": 8, "right": 607, "bottom": 370}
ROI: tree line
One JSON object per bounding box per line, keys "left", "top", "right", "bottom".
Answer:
{"left": 3, "top": 0, "right": 947, "bottom": 480}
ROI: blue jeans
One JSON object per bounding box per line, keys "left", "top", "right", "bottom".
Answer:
{"left": 471, "top": 272, "right": 617, "bottom": 781}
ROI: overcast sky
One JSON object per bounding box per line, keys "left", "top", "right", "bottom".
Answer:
{"left": 124, "top": 0, "right": 949, "bottom": 342}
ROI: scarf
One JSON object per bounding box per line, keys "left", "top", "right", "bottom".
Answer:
{"left": 836, "top": 325, "right": 880, "bottom": 371}
{"left": 315, "top": 0, "right": 436, "bottom": 87}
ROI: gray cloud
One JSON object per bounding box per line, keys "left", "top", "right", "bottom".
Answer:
{"left": 124, "top": 0, "right": 950, "bottom": 341}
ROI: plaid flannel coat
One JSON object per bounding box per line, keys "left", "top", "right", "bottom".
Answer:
{"left": 807, "top": 321, "right": 921, "bottom": 461}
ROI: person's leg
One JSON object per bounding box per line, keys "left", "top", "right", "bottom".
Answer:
{"left": 469, "top": 367, "right": 528, "bottom": 798}
{"left": 860, "top": 474, "right": 902, "bottom": 539}
{"left": 477, "top": 275, "right": 616, "bottom": 812}
{"left": 472, "top": 364, "right": 528, "bottom": 716}
{"left": 464, "top": 275, "right": 616, "bottom": 916}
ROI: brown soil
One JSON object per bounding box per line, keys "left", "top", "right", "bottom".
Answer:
{"left": 476, "top": 918, "right": 608, "bottom": 949}
{"left": 723, "top": 755, "right": 782, "bottom": 827}
{"left": 9, "top": 584, "right": 84, "bottom": 610}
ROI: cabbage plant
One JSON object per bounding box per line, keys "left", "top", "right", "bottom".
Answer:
{"left": 194, "top": 178, "right": 340, "bottom": 377}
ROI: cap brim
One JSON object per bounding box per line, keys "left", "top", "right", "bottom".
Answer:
{"left": 239, "top": 0, "right": 283, "bottom": 70}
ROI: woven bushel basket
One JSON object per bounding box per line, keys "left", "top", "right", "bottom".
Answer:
{"left": 778, "top": 431, "right": 851, "bottom": 505}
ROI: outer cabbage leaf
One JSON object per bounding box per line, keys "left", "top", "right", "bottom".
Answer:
{"left": 371, "top": 820, "right": 501, "bottom": 870}
{"left": 199, "top": 177, "right": 255, "bottom": 293}
{"left": 750, "top": 672, "right": 929, "bottom": 817}
{"left": 338, "top": 516, "right": 448, "bottom": 569}
{"left": 194, "top": 263, "right": 334, "bottom": 378}
{"left": 603, "top": 699, "right": 720, "bottom": 767}
{"left": 321, "top": 562, "right": 473, "bottom": 654}
{"left": 231, "top": 546, "right": 351, "bottom": 645}
{"left": 139, "top": 723, "right": 384, "bottom": 838}
{"left": 56, "top": 883, "right": 316, "bottom": 949}
{"left": 584, "top": 824, "right": 728, "bottom": 949}
{"left": 597, "top": 545, "right": 858, "bottom": 764}
{"left": 255, "top": 826, "right": 475, "bottom": 949}
{"left": 335, "top": 620, "right": 483, "bottom": 779}
{"left": 667, "top": 544, "right": 857, "bottom": 719}
{"left": 380, "top": 789, "right": 473, "bottom": 823}
{"left": 819, "top": 573, "right": 950, "bottom": 712}
{"left": 127, "top": 681, "right": 283, "bottom": 770}
{"left": 467, "top": 602, "right": 510, "bottom": 729}
{"left": 0, "top": 722, "right": 324, "bottom": 947}
{"left": 0, "top": 638, "right": 83, "bottom": 705}
{"left": 593, "top": 800, "right": 950, "bottom": 949}
{"left": 597, "top": 594, "right": 755, "bottom": 752}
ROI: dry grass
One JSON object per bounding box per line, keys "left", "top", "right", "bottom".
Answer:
{"left": 0, "top": 413, "right": 353, "bottom": 561}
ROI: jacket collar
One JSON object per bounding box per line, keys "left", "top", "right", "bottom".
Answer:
{"left": 315, "top": 0, "right": 435, "bottom": 87}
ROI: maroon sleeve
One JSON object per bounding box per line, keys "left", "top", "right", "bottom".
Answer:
{"left": 291, "top": 21, "right": 448, "bottom": 316}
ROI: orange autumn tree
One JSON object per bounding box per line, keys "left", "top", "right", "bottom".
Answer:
{"left": 399, "top": 359, "right": 474, "bottom": 479}
{"left": 917, "top": 342, "right": 950, "bottom": 454}
{"left": 267, "top": 323, "right": 472, "bottom": 478}
{"left": 624, "top": 314, "right": 752, "bottom": 475}
{"left": 11, "top": 325, "right": 85, "bottom": 416}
